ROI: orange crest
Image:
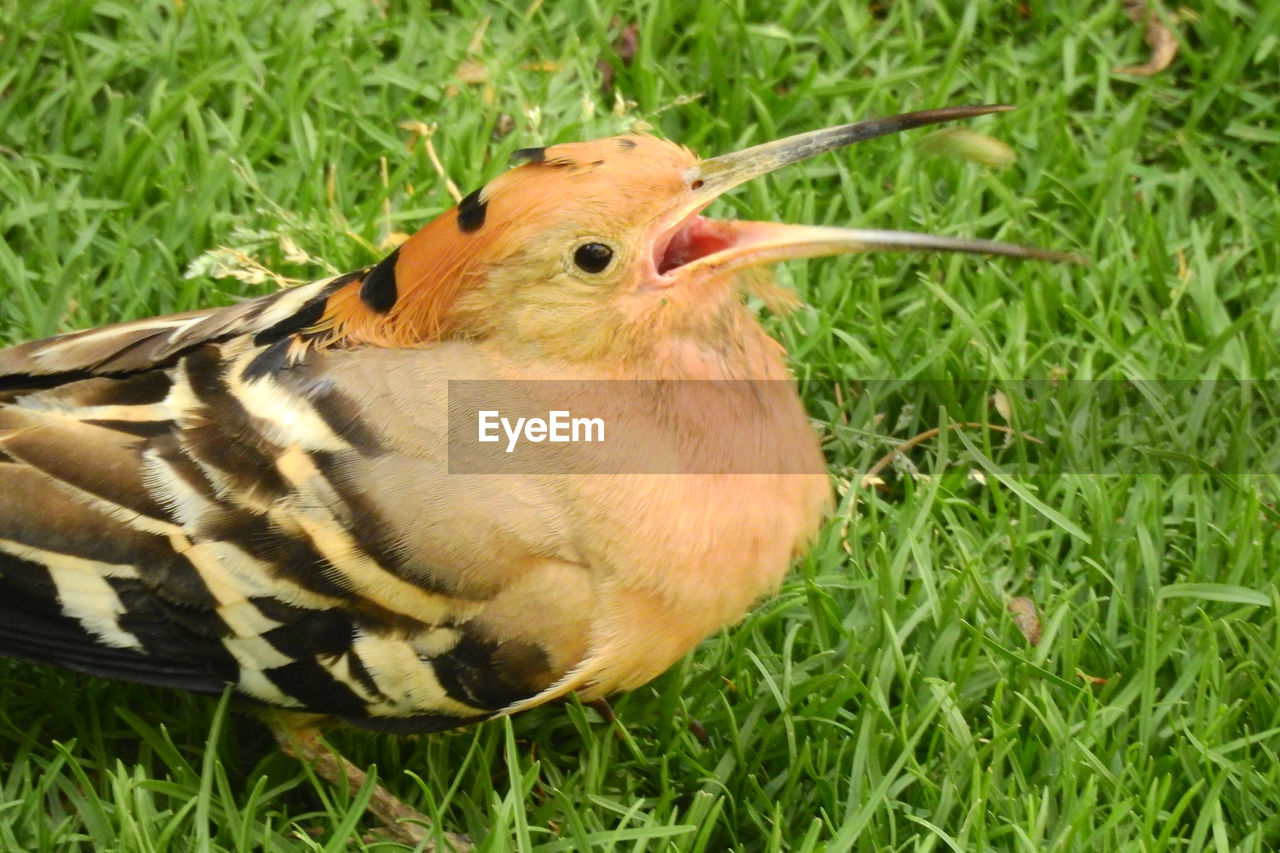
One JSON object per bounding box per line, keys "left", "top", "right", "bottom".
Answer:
{"left": 309, "top": 134, "right": 696, "bottom": 349}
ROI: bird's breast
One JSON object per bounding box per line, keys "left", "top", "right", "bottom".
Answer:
{"left": 552, "top": 378, "right": 831, "bottom": 697}
{"left": 313, "top": 342, "right": 830, "bottom": 712}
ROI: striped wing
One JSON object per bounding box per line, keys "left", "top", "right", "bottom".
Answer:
{"left": 0, "top": 276, "right": 583, "bottom": 732}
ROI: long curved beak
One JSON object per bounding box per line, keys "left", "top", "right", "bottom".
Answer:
{"left": 651, "top": 105, "right": 1082, "bottom": 286}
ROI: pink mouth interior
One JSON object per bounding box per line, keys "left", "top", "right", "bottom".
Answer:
{"left": 656, "top": 215, "right": 739, "bottom": 275}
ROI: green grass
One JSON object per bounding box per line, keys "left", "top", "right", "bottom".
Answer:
{"left": 3, "top": 0, "right": 1280, "bottom": 849}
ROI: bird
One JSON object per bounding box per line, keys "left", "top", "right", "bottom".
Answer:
{"left": 0, "top": 104, "right": 1073, "bottom": 845}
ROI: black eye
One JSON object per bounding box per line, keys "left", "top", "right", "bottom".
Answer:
{"left": 573, "top": 242, "right": 613, "bottom": 273}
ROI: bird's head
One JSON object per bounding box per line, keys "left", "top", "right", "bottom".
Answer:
{"left": 310, "top": 105, "right": 1075, "bottom": 364}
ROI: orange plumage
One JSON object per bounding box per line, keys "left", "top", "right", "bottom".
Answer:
{"left": 313, "top": 135, "right": 696, "bottom": 350}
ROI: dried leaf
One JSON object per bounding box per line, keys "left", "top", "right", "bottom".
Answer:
{"left": 1113, "top": 0, "right": 1178, "bottom": 76}
{"left": 991, "top": 389, "right": 1012, "bottom": 423}
{"left": 1007, "top": 596, "right": 1042, "bottom": 646}
{"left": 455, "top": 57, "right": 489, "bottom": 85}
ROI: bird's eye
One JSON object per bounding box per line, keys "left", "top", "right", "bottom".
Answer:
{"left": 573, "top": 242, "right": 614, "bottom": 273}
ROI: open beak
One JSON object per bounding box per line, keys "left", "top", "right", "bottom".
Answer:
{"left": 650, "top": 104, "right": 1081, "bottom": 287}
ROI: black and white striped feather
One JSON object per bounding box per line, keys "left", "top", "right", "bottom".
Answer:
{"left": 0, "top": 275, "right": 588, "bottom": 733}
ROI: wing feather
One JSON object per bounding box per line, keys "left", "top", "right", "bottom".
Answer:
{"left": 0, "top": 268, "right": 595, "bottom": 732}
{"left": 0, "top": 274, "right": 352, "bottom": 383}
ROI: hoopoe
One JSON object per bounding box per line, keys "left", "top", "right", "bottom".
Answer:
{"left": 0, "top": 105, "right": 1073, "bottom": 844}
